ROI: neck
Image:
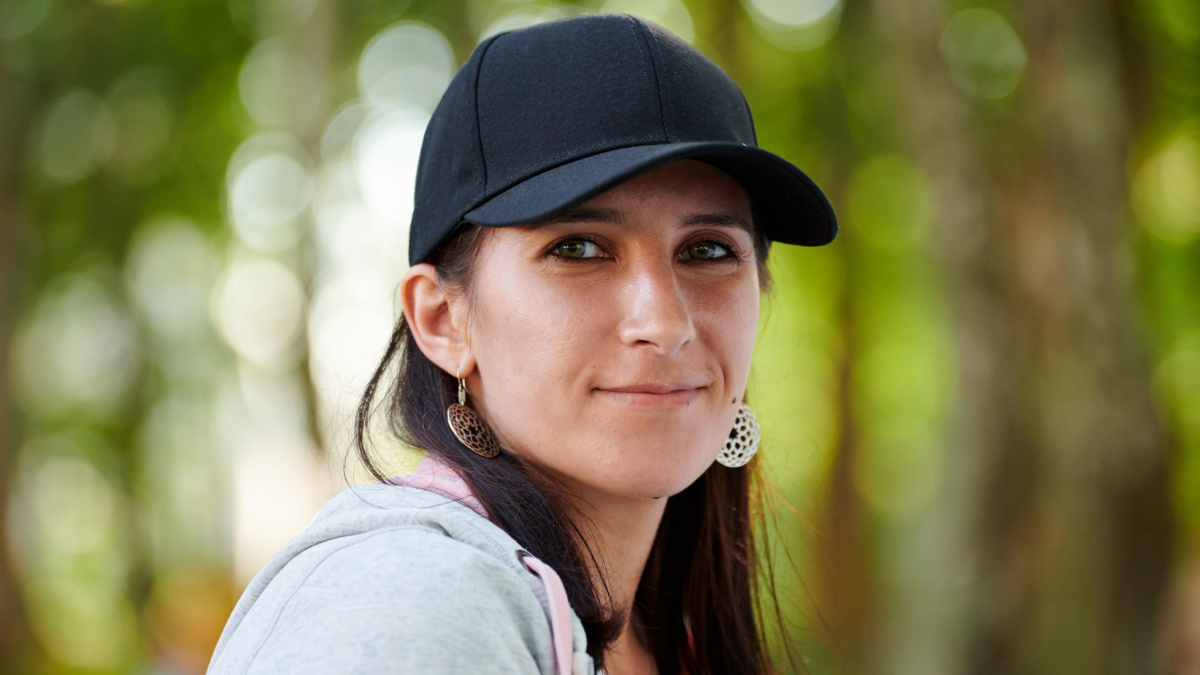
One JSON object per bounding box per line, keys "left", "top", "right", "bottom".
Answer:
{"left": 578, "top": 491, "right": 667, "bottom": 614}
{"left": 559, "top": 482, "right": 667, "bottom": 674}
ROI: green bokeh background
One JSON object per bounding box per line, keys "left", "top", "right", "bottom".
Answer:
{"left": 0, "top": 0, "right": 1197, "bottom": 672}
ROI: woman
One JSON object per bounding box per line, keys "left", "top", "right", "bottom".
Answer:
{"left": 208, "top": 13, "right": 836, "bottom": 675}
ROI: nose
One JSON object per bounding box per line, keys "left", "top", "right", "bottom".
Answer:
{"left": 616, "top": 259, "right": 696, "bottom": 354}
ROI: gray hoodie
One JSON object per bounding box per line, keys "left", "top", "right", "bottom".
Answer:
{"left": 207, "top": 457, "right": 596, "bottom": 674}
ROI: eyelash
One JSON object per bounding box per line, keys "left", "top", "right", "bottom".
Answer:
{"left": 547, "top": 235, "right": 605, "bottom": 261}
{"left": 545, "top": 235, "right": 744, "bottom": 263}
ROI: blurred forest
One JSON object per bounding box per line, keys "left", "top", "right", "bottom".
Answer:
{"left": 0, "top": 0, "right": 1197, "bottom": 673}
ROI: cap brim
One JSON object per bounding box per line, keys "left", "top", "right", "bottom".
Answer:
{"left": 463, "top": 142, "right": 837, "bottom": 246}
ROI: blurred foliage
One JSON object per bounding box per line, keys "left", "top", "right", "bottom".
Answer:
{"left": 0, "top": 0, "right": 1197, "bottom": 673}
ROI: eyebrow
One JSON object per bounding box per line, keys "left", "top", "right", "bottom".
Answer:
{"left": 529, "top": 206, "right": 752, "bottom": 233}
{"left": 681, "top": 211, "right": 752, "bottom": 234}
{"left": 530, "top": 206, "right": 625, "bottom": 228}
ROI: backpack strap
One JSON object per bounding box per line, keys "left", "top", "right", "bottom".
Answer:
{"left": 518, "top": 550, "right": 576, "bottom": 675}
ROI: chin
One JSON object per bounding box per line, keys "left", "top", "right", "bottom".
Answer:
{"left": 584, "top": 444, "right": 716, "bottom": 500}
{"left": 604, "top": 473, "right": 697, "bottom": 500}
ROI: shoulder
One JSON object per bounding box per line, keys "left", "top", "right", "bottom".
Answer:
{"left": 209, "top": 486, "right": 558, "bottom": 674}
{"left": 257, "top": 528, "right": 554, "bottom": 673}
{"left": 287, "top": 523, "right": 547, "bottom": 617}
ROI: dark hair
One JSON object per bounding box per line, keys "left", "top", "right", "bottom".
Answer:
{"left": 355, "top": 207, "right": 784, "bottom": 674}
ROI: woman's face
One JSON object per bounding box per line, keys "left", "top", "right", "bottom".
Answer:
{"left": 461, "top": 159, "right": 760, "bottom": 501}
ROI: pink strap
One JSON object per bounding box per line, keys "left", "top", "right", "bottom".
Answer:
{"left": 520, "top": 552, "right": 576, "bottom": 675}
{"left": 385, "top": 455, "right": 488, "bottom": 520}
{"left": 388, "top": 455, "right": 576, "bottom": 674}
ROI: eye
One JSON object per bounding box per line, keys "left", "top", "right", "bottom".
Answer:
{"left": 680, "top": 240, "right": 731, "bottom": 261}
{"left": 552, "top": 239, "right": 603, "bottom": 259}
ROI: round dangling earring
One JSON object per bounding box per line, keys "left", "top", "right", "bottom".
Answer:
{"left": 446, "top": 368, "right": 501, "bottom": 458}
{"left": 716, "top": 403, "right": 760, "bottom": 468}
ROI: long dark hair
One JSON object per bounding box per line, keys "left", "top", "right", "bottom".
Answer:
{"left": 354, "top": 218, "right": 784, "bottom": 674}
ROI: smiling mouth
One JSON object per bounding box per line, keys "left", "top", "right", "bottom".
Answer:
{"left": 595, "top": 384, "right": 706, "bottom": 406}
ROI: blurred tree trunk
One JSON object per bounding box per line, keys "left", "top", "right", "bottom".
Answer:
{"left": 0, "top": 66, "right": 39, "bottom": 673}
{"left": 869, "top": 0, "right": 1173, "bottom": 672}
{"left": 819, "top": 294, "right": 874, "bottom": 668}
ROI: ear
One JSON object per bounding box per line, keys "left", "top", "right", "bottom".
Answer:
{"left": 400, "top": 263, "right": 474, "bottom": 378}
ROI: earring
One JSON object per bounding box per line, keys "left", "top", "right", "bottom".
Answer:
{"left": 447, "top": 368, "right": 501, "bottom": 458}
{"left": 716, "top": 403, "right": 759, "bottom": 468}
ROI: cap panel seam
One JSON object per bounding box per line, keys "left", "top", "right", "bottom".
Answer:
{"left": 625, "top": 15, "right": 670, "bottom": 144}
{"left": 472, "top": 33, "right": 505, "bottom": 194}
{"left": 737, "top": 90, "right": 758, "bottom": 146}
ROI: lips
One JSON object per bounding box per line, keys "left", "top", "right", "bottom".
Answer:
{"left": 595, "top": 382, "right": 706, "bottom": 405}
{"left": 601, "top": 383, "right": 704, "bottom": 395}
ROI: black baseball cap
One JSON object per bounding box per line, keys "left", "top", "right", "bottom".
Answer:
{"left": 408, "top": 13, "right": 837, "bottom": 266}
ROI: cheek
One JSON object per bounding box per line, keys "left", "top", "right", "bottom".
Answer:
{"left": 467, "top": 273, "right": 610, "bottom": 419}
{"left": 691, "top": 279, "right": 760, "bottom": 398}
